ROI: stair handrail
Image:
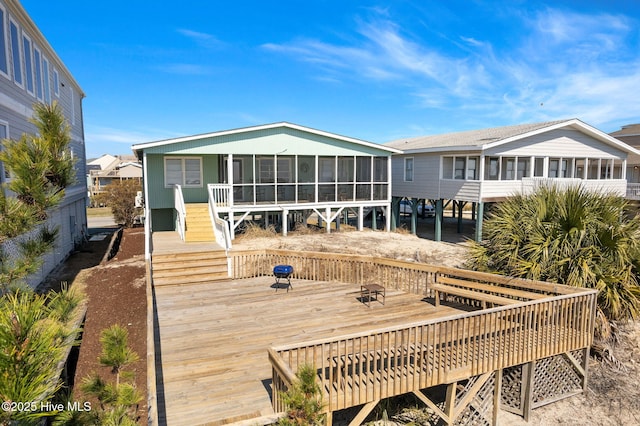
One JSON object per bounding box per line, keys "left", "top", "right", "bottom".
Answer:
{"left": 208, "top": 187, "right": 232, "bottom": 252}
{"left": 174, "top": 184, "right": 186, "bottom": 241}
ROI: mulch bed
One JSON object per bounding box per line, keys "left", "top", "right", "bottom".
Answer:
{"left": 52, "top": 227, "right": 148, "bottom": 424}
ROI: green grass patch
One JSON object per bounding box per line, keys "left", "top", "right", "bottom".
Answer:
{"left": 86, "top": 207, "right": 112, "bottom": 217}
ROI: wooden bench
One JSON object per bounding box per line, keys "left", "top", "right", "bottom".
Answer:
{"left": 431, "top": 282, "right": 518, "bottom": 308}
{"left": 438, "top": 276, "right": 549, "bottom": 301}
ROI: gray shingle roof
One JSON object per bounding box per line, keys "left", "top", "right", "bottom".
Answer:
{"left": 385, "top": 119, "right": 569, "bottom": 151}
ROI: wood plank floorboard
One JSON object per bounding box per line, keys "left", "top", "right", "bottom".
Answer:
{"left": 154, "top": 276, "right": 459, "bottom": 425}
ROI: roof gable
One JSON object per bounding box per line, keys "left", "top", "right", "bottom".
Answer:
{"left": 132, "top": 122, "right": 401, "bottom": 157}
{"left": 385, "top": 119, "right": 640, "bottom": 155}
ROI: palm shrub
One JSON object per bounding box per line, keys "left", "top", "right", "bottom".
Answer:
{"left": 467, "top": 184, "right": 640, "bottom": 340}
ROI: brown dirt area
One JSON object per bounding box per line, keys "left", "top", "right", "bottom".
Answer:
{"left": 47, "top": 225, "right": 640, "bottom": 425}
{"left": 45, "top": 227, "right": 147, "bottom": 424}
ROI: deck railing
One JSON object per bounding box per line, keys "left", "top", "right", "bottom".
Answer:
{"left": 208, "top": 183, "right": 232, "bottom": 208}
{"left": 207, "top": 194, "right": 232, "bottom": 252}
{"left": 270, "top": 293, "right": 595, "bottom": 412}
{"left": 225, "top": 250, "right": 596, "bottom": 416}
{"left": 173, "top": 185, "right": 186, "bottom": 241}
{"left": 627, "top": 183, "right": 640, "bottom": 200}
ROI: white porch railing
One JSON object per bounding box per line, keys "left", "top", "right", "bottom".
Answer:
{"left": 208, "top": 183, "right": 232, "bottom": 208}
{"left": 521, "top": 177, "right": 583, "bottom": 194}
{"left": 174, "top": 185, "right": 186, "bottom": 241}
{"left": 207, "top": 193, "right": 232, "bottom": 252}
{"left": 627, "top": 183, "right": 640, "bottom": 200}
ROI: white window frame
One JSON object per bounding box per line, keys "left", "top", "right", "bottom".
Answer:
{"left": 257, "top": 156, "right": 275, "bottom": 183}
{"left": 9, "top": 17, "right": 22, "bottom": 87}
{"left": 164, "top": 157, "right": 203, "bottom": 188}
{"left": 466, "top": 156, "right": 479, "bottom": 180}
{"left": 42, "top": 56, "right": 50, "bottom": 103}
{"left": 0, "top": 4, "right": 9, "bottom": 79}
{"left": 33, "top": 45, "right": 43, "bottom": 100}
{"left": 442, "top": 155, "right": 480, "bottom": 180}
{"left": 21, "top": 31, "right": 34, "bottom": 96}
{"left": 53, "top": 68, "right": 59, "bottom": 96}
{"left": 276, "top": 157, "right": 293, "bottom": 183}
{"left": 404, "top": 157, "right": 414, "bottom": 182}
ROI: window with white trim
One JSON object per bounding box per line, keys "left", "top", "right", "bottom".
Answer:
{"left": 257, "top": 157, "right": 274, "bottom": 183}
{"left": 33, "top": 46, "right": 43, "bottom": 100}
{"left": 404, "top": 157, "right": 414, "bottom": 182}
{"left": 501, "top": 157, "right": 516, "bottom": 180}
{"left": 442, "top": 156, "right": 479, "bottom": 180}
{"left": 53, "top": 68, "right": 59, "bottom": 96}
{"left": 42, "top": 57, "right": 50, "bottom": 103}
{"left": 164, "top": 157, "right": 202, "bottom": 187}
{"left": 0, "top": 5, "right": 9, "bottom": 78}
{"left": 9, "top": 19, "right": 21, "bottom": 86}
{"left": 485, "top": 157, "right": 500, "bottom": 180}
{"left": 467, "top": 157, "right": 478, "bottom": 180}
{"left": 22, "top": 32, "right": 34, "bottom": 95}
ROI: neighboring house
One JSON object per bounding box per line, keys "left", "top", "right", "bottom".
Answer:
{"left": 132, "top": 122, "right": 401, "bottom": 254}
{"left": 610, "top": 124, "right": 640, "bottom": 199}
{"left": 0, "top": 0, "right": 87, "bottom": 288}
{"left": 386, "top": 119, "right": 640, "bottom": 241}
{"left": 87, "top": 153, "right": 142, "bottom": 199}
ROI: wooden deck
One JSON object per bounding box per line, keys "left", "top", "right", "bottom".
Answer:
{"left": 153, "top": 276, "right": 459, "bottom": 425}
{"left": 151, "top": 231, "right": 224, "bottom": 255}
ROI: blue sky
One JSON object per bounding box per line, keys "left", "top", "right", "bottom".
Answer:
{"left": 21, "top": 0, "right": 640, "bottom": 159}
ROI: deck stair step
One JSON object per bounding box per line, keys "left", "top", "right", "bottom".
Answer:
{"left": 185, "top": 203, "right": 215, "bottom": 243}
{"left": 152, "top": 250, "right": 229, "bottom": 286}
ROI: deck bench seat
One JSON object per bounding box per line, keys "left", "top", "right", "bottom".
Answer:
{"left": 431, "top": 282, "right": 518, "bottom": 308}
{"left": 437, "top": 276, "right": 549, "bottom": 301}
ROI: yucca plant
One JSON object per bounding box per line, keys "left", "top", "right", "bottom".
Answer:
{"left": 467, "top": 184, "right": 640, "bottom": 343}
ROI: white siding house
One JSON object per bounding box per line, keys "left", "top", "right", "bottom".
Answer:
{"left": 386, "top": 119, "right": 640, "bottom": 241}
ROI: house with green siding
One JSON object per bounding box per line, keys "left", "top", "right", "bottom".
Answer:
{"left": 132, "top": 122, "right": 401, "bottom": 253}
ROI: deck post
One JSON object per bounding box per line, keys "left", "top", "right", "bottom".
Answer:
{"left": 326, "top": 207, "right": 331, "bottom": 233}
{"left": 521, "top": 361, "right": 535, "bottom": 422}
{"left": 282, "top": 209, "right": 288, "bottom": 236}
{"left": 457, "top": 201, "right": 466, "bottom": 233}
{"left": 358, "top": 206, "right": 364, "bottom": 230}
{"left": 444, "top": 381, "right": 456, "bottom": 425}
{"left": 493, "top": 369, "right": 503, "bottom": 425}
{"left": 475, "top": 201, "right": 484, "bottom": 242}
{"left": 411, "top": 198, "right": 418, "bottom": 235}
{"left": 390, "top": 196, "right": 400, "bottom": 231}
{"left": 435, "top": 199, "right": 443, "bottom": 242}
{"left": 371, "top": 207, "right": 377, "bottom": 230}
{"left": 471, "top": 202, "right": 476, "bottom": 220}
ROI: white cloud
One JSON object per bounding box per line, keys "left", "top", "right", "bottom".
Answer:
{"left": 177, "top": 28, "right": 226, "bottom": 49}
{"left": 264, "top": 7, "right": 640, "bottom": 130}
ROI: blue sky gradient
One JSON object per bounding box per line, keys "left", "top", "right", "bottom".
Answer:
{"left": 21, "top": 1, "right": 640, "bottom": 158}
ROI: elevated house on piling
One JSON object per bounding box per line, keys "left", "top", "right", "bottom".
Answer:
{"left": 132, "top": 122, "right": 401, "bottom": 255}
{"left": 386, "top": 119, "right": 640, "bottom": 241}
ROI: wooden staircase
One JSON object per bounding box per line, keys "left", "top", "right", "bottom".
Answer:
{"left": 185, "top": 203, "right": 215, "bottom": 242}
{"left": 152, "top": 250, "right": 229, "bottom": 286}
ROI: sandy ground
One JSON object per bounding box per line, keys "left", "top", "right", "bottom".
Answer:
{"left": 233, "top": 227, "right": 640, "bottom": 426}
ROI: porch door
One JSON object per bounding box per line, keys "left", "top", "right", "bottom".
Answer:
{"left": 233, "top": 158, "right": 243, "bottom": 201}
